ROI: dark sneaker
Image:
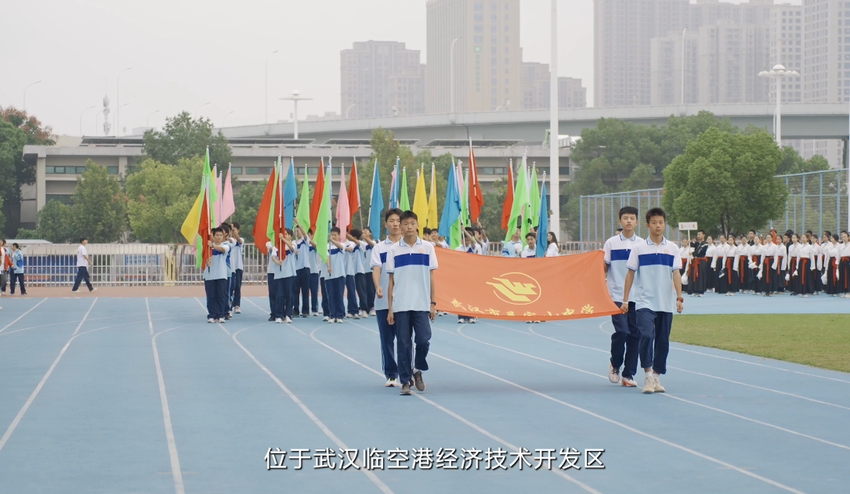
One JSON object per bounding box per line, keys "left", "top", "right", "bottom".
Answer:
{"left": 413, "top": 370, "right": 425, "bottom": 392}
{"left": 400, "top": 382, "right": 412, "bottom": 395}
{"left": 268, "top": 316, "right": 275, "bottom": 321}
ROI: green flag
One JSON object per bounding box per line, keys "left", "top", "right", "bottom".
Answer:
{"left": 296, "top": 167, "right": 310, "bottom": 232}
{"left": 504, "top": 157, "right": 530, "bottom": 241}
{"left": 315, "top": 162, "right": 331, "bottom": 264}
{"left": 399, "top": 167, "right": 410, "bottom": 210}
{"left": 449, "top": 218, "right": 461, "bottom": 249}
{"left": 529, "top": 164, "right": 540, "bottom": 227}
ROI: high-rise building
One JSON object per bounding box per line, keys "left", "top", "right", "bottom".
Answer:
{"left": 803, "top": 0, "right": 845, "bottom": 103}
{"left": 426, "top": 0, "right": 522, "bottom": 113}
{"left": 520, "top": 62, "right": 586, "bottom": 110}
{"left": 768, "top": 3, "right": 803, "bottom": 103}
{"left": 340, "top": 41, "right": 425, "bottom": 119}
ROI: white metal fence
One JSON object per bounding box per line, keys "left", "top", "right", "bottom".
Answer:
{"left": 14, "top": 241, "right": 604, "bottom": 287}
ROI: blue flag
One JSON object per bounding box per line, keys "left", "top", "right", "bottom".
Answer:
{"left": 536, "top": 181, "right": 548, "bottom": 258}
{"left": 368, "top": 159, "right": 384, "bottom": 234}
{"left": 283, "top": 157, "right": 298, "bottom": 229}
{"left": 388, "top": 158, "right": 399, "bottom": 209}
{"left": 438, "top": 163, "right": 461, "bottom": 239}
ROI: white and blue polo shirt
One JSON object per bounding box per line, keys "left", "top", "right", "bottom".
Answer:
{"left": 230, "top": 239, "right": 243, "bottom": 271}
{"left": 626, "top": 237, "right": 681, "bottom": 314}
{"left": 327, "top": 242, "right": 345, "bottom": 280}
{"left": 370, "top": 238, "right": 396, "bottom": 311}
{"left": 359, "top": 240, "right": 372, "bottom": 275}
{"left": 603, "top": 232, "right": 643, "bottom": 302}
{"left": 279, "top": 245, "right": 296, "bottom": 279}
{"left": 385, "top": 237, "right": 438, "bottom": 313}
{"left": 521, "top": 245, "right": 536, "bottom": 258}
{"left": 295, "top": 237, "right": 310, "bottom": 271}
{"left": 501, "top": 239, "right": 522, "bottom": 257}
{"left": 343, "top": 239, "right": 362, "bottom": 277}
{"left": 203, "top": 242, "right": 231, "bottom": 281}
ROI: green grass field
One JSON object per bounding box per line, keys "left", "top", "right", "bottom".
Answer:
{"left": 671, "top": 314, "right": 850, "bottom": 373}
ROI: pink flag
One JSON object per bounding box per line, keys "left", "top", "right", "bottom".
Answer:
{"left": 221, "top": 164, "right": 236, "bottom": 221}
{"left": 336, "top": 165, "right": 350, "bottom": 233}
{"left": 212, "top": 165, "right": 222, "bottom": 226}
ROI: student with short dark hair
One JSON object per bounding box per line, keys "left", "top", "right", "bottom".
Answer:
{"left": 521, "top": 232, "right": 537, "bottom": 258}
{"left": 343, "top": 229, "right": 364, "bottom": 318}
{"left": 361, "top": 227, "right": 377, "bottom": 315}
{"left": 9, "top": 243, "right": 26, "bottom": 295}
{"left": 294, "top": 225, "right": 313, "bottom": 317}
{"left": 386, "top": 211, "right": 438, "bottom": 396}
{"left": 307, "top": 228, "right": 320, "bottom": 315}
{"left": 230, "top": 222, "right": 244, "bottom": 314}
{"left": 349, "top": 228, "right": 371, "bottom": 317}
{"left": 326, "top": 227, "right": 347, "bottom": 322}
{"left": 204, "top": 227, "right": 231, "bottom": 323}
{"left": 72, "top": 237, "right": 95, "bottom": 292}
{"left": 275, "top": 229, "right": 298, "bottom": 323}
{"left": 219, "top": 223, "right": 234, "bottom": 319}
{"left": 621, "top": 207, "right": 684, "bottom": 394}
{"left": 371, "top": 208, "right": 403, "bottom": 386}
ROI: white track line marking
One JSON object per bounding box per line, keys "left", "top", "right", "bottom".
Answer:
{"left": 147, "top": 299, "right": 185, "bottom": 494}
{"left": 231, "top": 325, "right": 394, "bottom": 494}
{"left": 0, "top": 299, "right": 97, "bottom": 453}
{"left": 0, "top": 298, "right": 47, "bottom": 333}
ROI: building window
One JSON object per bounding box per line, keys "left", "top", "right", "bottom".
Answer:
{"left": 491, "top": 24, "right": 497, "bottom": 32}
{"left": 491, "top": 46, "right": 497, "bottom": 55}
{"left": 474, "top": 24, "right": 483, "bottom": 33}
{"left": 505, "top": 25, "right": 509, "bottom": 32}
{"left": 46, "top": 194, "right": 73, "bottom": 205}
{"left": 491, "top": 14, "right": 497, "bottom": 22}
{"left": 230, "top": 167, "right": 242, "bottom": 175}
{"left": 491, "top": 1, "right": 497, "bottom": 10}
{"left": 475, "top": 13, "right": 483, "bottom": 22}
{"left": 107, "top": 166, "right": 119, "bottom": 175}
{"left": 474, "top": 2, "right": 483, "bottom": 10}
{"left": 491, "top": 57, "right": 497, "bottom": 65}
{"left": 474, "top": 35, "right": 483, "bottom": 43}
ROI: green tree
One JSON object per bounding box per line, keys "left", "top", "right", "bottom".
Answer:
{"left": 71, "top": 160, "right": 127, "bottom": 242}
{"left": 125, "top": 159, "right": 192, "bottom": 242}
{"left": 802, "top": 155, "right": 830, "bottom": 173}
{"left": 140, "top": 112, "right": 232, "bottom": 170}
{"left": 231, "top": 179, "right": 265, "bottom": 242}
{"left": 0, "top": 120, "right": 28, "bottom": 235}
{"left": 662, "top": 128, "right": 787, "bottom": 235}
{"left": 775, "top": 145, "right": 806, "bottom": 175}
{"left": 19, "top": 199, "right": 76, "bottom": 242}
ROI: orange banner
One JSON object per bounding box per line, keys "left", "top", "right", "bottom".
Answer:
{"left": 434, "top": 249, "right": 620, "bottom": 321}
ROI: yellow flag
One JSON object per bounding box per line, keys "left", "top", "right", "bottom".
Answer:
{"left": 179, "top": 191, "right": 202, "bottom": 243}
{"left": 412, "top": 165, "right": 429, "bottom": 237}
{"left": 427, "top": 163, "right": 438, "bottom": 229}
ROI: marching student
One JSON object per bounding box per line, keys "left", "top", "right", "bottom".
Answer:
{"left": 603, "top": 206, "right": 641, "bottom": 387}
{"left": 371, "top": 208, "right": 403, "bottom": 387}
{"left": 705, "top": 235, "right": 717, "bottom": 293}
{"left": 219, "top": 223, "right": 234, "bottom": 319}
{"left": 362, "top": 227, "right": 377, "bottom": 315}
{"left": 204, "top": 227, "right": 231, "bottom": 323}
{"left": 501, "top": 229, "right": 523, "bottom": 257}
{"left": 349, "top": 229, "right": 370, "bottom": 318}
{"left": 788, "top": 233, "right": 802, "bottom": 296}
{"left": 812, "top": 233, "right": 824, "bottom": 294}
{"left": 545, "top": 232, "right": 560, "bottom": 257}
{"left": 266, "top": 239, "right": 284, "bottom": 322}
{"left": 688, "top": 230, "right": 709, "bottom": 297}
{"left": 423, "top": 227, "right": 434, "bottom": 245}
{"left": 275, "top": 229, "right": 298, "bottom": 323}
{"left": 72, "top": 237, "right": 95, "bottom": 292}
{"left": 798, "top": 233, "right": 815, "bottom": 297}
{"left": 680, "top": 239, "right": 691, "bottom": 294}
{"left": 9, "top": 243, "right": 26, "bottom": 295}
{"left": 386, "top": 211, "right": 438, "bottom": 396}
{"left": 823, "top": 233, "right": 839, "bottom": 296}
{"left": 294, "top": 225, "right": 312, "bottom": 318}
{"left": 775, "top": 233, "right": 788, "bottom": 294}
{"left": 325, "top": 227, "right": 347, "bottom": 323}
{"left": 319, "top": 239, "right": 331, "bottom": 320}
{"left": 521, "top": 232, "right": 537, "bottom": 258}
{"left": 621, "top": 207, "right": 684, "bottom": 395}
{"left": 714, "top": 235, "right": 732, "bottom": 295}
{"left": 427, "top": 228, "right": 442, "bottom": 247}
{"left": 343, "top": 230, "right": 362, "bottom": 318}
{"left": 266, "top": 237, "right": 278, "bottom": 321}
{"left": 308, "top": 228, "right": 320, "bottom": 316}
{"left": 230, "top": 222, "right": 244, "bottom": 314}
{"left": 474, "top": 222, "right": 490, "bottom": 255}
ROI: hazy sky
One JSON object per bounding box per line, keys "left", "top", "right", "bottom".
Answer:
{"left": 2, "top": 0, "right": 793, "bottom": 137}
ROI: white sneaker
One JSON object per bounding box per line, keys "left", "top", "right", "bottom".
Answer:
{"left": 323, "top": 316, "right": 330, "bottom": 321}
{"left": 313, "top": 312, "right": 319, "bottom": 316}
{"left": 217, "top": 318, "right": 226, "bottom": 323}
{"left": 642, "top": 375, "right": 656, "bottom": 394}
{"left": 369, "top": 309, "right": 376, "bottom": 316}
{"left": 285, "top": 316, "right": 292, "bottom": 323}
{"left": 207, "top": 318, "right": 214, "bottom": 324}
{"left": 608, "top": 362, "right": 620, "bottom": 383}
{"left": 352, "top": 314, "right": 360, "bottom": 319}
{"left": 275, "top": 318, "right": 283, "bottom": 324}
{"left": 335, "top": 318, "right": 344, "bottom": 323}
{"left": 233, "top": 306, "right": 241, "bottom": 314}
{"left": 621, "top": 376, "right": 637, "bottom": 387}
{"left": 653, "top": 375, "right": 666, "bottom": 393}
{"left": 385, "top": 377, "right": 398, "bottom": 387}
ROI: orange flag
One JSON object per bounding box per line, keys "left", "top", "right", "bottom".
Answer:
{"left": 252, "top": 167, "right": 276, "bottom": 254}
{"left": 348, "top": 159, "right": 360, "bottom": 225}
{"left": 310, "top": 159, "right": 325, "bottom": 232}
{"left": 197, "top": 192, "right": 211, "bottom": 269}
{"left": 433, "top": 250, "right": 619, "bottom": 321}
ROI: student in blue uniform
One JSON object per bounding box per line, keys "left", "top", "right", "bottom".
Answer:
{"left": 230, "top": 222, "right": 244, "bottom": 314}
{"left": 349, "top": 228, "right": 371, "bottom": 317}
{"left": 603, "top": 206, "right": 641, "bottom": 387}
{"left": 9, "top": 243, "right": 26, "bottom": 295}
{"left": 307, "top": 229, "right": 320, "bottom": 316}
{"left": 204, "top": 227, "right": 231, "bottom": 323}
{"left": 386, "top": 211, "right": 439, "bottom": 396}
{"left": 275, "top": 229, "right": 298, "bottom": 323}
{"left": 220, "top": 223, "right": 234, "bottom": 319}
{"left": 371, "top": 208, "right": 403, "bottom": 386}
{"left": 361, "top": 227, "right": 377, "bottom": 316}
{"left": 342, "top": 231, "right": 362, "bottom": 318}
{"left": 326, "top": 227, "right": 347, "bottom": 323}
{"left": 294, "top": 225, "right": 312, "bottom": 318}
{"left": 621, "top": 207, "right": 684, "bottom": 394}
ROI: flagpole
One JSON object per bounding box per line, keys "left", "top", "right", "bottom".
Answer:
{"left": 204, "top": 171, "right": 211, "bottom": 271}
{"left": 279, "top": 158, "right": 284, "bottom": 254}
{"left": 354, "top": 157, "right": 364, "bottom": 229}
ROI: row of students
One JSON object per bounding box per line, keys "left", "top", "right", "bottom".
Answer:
{"left": 0, "top": 240, "right": 26, "bottom": 296}
{"left": 500, "top": 230, "right": 561, "bottom": 257}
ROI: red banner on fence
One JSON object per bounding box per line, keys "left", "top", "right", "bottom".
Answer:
{"left": 434, "top": 249, "right": 619, "bottom": 321}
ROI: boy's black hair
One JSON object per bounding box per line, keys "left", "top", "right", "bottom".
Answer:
{"left": 697, "top": 229, "right": 705, "bottom": 235}
{"left": 423, "top": 227, "right": 432, "bottom": 235}
{"left": 211, "top": 227, "right": 224, "bottom": 235}
{"left": 525, "top": 232, "right": 535, "bottom": 239}
{"left": 308, "top": 228, "right": 314, "bottom": 234}
{"left": 220, "top": 222, "right": 230, "bottom": 229}
{"left": 645, "top": 207, "right": 666, "bottom": 224}
{"left": 399, "top": 210, "right": 418, "bottom": 222}
{"left": 330, "top": 227, "right": 341, "bottom": 234}
{"left": 748, "top": 229, "right": 756, "bottom": 235}
{"left": 284, "top": 228, "right": 293, "bottom": 236}
{"left": 363, "top": 226, "right": 372, "bottom": 233}
{"left": 618, "top": 206, "right": 638, "bottom": 219}
{"left": 464, "top": 226, "right": 474, "bottom": 233}
{"left": 80, "top": 237, "right": 87, "bottom": 243}
{"left": 833, "top": 234, "right": 840, "bottom": 241}
{"left": 384, "top": 208, "right": 403, "bottom": 223}
{"left": 728, "top": 233, "right": 736, "bottom": 239}
{"left": 350, "top": 228, "right": 362, "bottom": 239}
{"left": 231, "top": 221, "right": 240, "bottom": 229}
{"left": 12, "top": 242, "right": 19, "bottom": 248}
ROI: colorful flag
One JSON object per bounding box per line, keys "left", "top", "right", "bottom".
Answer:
{"left": 283, "top": 157, "right": 298, "bottom": 230}
{"left": 529, "top": 164, "right": 540, "bottom": 228}
{"left": 427, "top": 163, "right": 438, "bottom": 229}
{"left": 505, "top": 157, "right": 530, "bottom": 241}
{"left": 315, "top": 161, "right": 332, "bottom": 263}
{"left": 202, "top": 149, "right": 217, "bottom": 227}
{"left": 368, "top": 159, "right": 384, "bottom": 234}
{"left": 347, "top": 158, "right": 360, "bottom": 226}
{"left": 399, "top": 167, "right": 410, "bottom": 211}
{"left": 336, "top": 164, "right": 350, "bottom": 234}
{"left": 267, "top": 158, "right": 283, "bottom": 254}
{"left": 309, "top": 158, "right": 325, "bottom": 232}
{"left": 180, "top": 186, "right": 202, "bottom": 244}
{"left": 438, "top": 162, "right": 461, "bottom": 244}
{"left": 468, "top": 139, "right": 484, "bottom": 223}
{"left": 459, "top": 166, "right": 468, "bottom": 227}
{"left": 221, "top": 165, "right": 236, "bottom": 221}
{"left": 500, "top": 159, "right": 514, "bottom": 230}
{"left": 388, "top": 158, "right": 399, "bottom": 209}
{"left": 412, "top": 165, "right": 428, "bottom": 236}
{"left": 295, "top": 166, "right": 310, "bottom": 232}
{"left": 197, "top": 174, "right": 212, "bottom": 269}
{"left": 252, "top": 166, "right": 277, "bottom": 254}
{"left": 212, "top": 165, "right": 221, "bottom": 226}
{"left": 536, "top": 181, "right": 548, "bottom": 258}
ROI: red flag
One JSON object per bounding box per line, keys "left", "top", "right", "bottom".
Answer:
{"left": 270, "top": 164, "right": 284, "bottom": 257}
{"left": 468, "top": 140, "right": 484, "bottom": 223}
{"left": 198, "top": 191, "right": 212, "bottom": 269}
{"left": 500, "top": 160, "right": 514, "bottom": 230}
{"left": 310, "top": 159, "right": 325, "bottom": 232}
{"left": 252, "top": 167, "right": 276, "bottom": 254}
{"left": 347, "top": 159, "right": 360, "bottom": 225}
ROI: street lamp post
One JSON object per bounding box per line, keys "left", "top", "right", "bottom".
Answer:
{"left": 280, "top": 90, "right": 313, "bottom": 139}
{"left": 146, "top": 109, "right": 161, "bottom": 127}
{"left": 116, "top": 67, "right": 133, "bottom": 136}
{"left": 118, "top": 103, "right": 129, "bottom": 135}
{"left": 80, "top": 106, "right": 96, "bottom": 136}
{"left": 195, "top": 101, "right": 211, "bottom": 117}
{"left": 450, "top": 37, "right": 461, "bottom": 113}
{"left": 758, "top": 64, "right": 799, "bottom": 145}
{"left": 681, "top": 28, "right": 688, "bottom": 105}
{"left": 265, "top": 50, "right": 279, "bottom": 124}
{"left": 222, "top": 110, "right": 234, "bottom": 127}
{"left": 345, "top": 103, "right": 356, "bottom": 119}
{"left": 23, "top": 80, "right": 41, "bottom": 112}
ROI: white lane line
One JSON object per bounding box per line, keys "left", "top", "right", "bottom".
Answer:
{"left": 0, "top": 298, "right": 47, "bottom": 334}
{"left": 451, "top": 323, "right": 850, "bottom": 451}
{"left": 0, "top": 299, "right": 97, "bottom": 453}
{"left": 339, "top": 320, "right": 603, "bottom": 494}
{"left": 231, "top": 325, "right": 395, "bottom": 494}
{"left": 147, "top": 299, "right": 185, "bottom": 494}
{"left": 479, "top": 320, "right": 850, "bottom": 411}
